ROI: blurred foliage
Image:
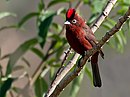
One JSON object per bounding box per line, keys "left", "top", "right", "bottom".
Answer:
{"left": 0, "top": 12, "right": 16, "bottom": 20}
{"left": 0, "top": 0, "right": 130, "bottom": 97}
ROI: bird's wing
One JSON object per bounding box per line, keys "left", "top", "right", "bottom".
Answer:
{"left": 83, "top": 25, "right": 104, "bottom": 59}
{"left": 82, "top": 25, "right": 97, "bottom": 46}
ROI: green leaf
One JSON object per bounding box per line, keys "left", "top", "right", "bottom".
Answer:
{"left": 103, "top": 18, "right": 127, "bottom": 52}
{"left": 34, "top": 77, "right": 48, "bottom": 97}
{"left": 103, "top": 18, "right": 116, "bottom": 30}
{"left": 0, "top": 12, "right": 16, "bottom": 20}
{"left": 119, "top": 30, "right": 126, "bottom": 45}
{"left": 50, "top": 67, "right": 55, "bottom": 80}
{"left": 52, "top": 37, "right": 66, "bottom": 58}
{"left": 85, "top": 66, "right": 93, "bottom": 83}
{"left": 13, "top": 65, "right": 25, "bottom": 71}
{"left": 107, "top": 38, "right": 115, "bottom": 49}
{"left": 38, "top": 8, "right": 65, "bottom": 48}
{"left": 56, "top": 46, "right": 64, "bottom": 58}
{"left": 69, "top": 68, "right": 84, "bottom": 97}
{"left": 107, "top": 18, "right": 116, "bottom": 25}
{"left": 41, "top": 67, "right": 50, "bottom": 77}
{"left": 114, "top": 32, "right": 124, "bottom": 52}
{"left": 31, "top": 47, "right": 44, "bottom": 59}
{"left": 0, "top": 78, "right": 14, "bottom": 97}
{"left": 50, "top": 34, "right": 61, "bottom": 41}
{"left": 0, "top": 25, "right": 17, "bottom": 32}
{"left": 102, "top": 22, "right": 113, "bottom": 30}
{"left": 107, "top": 30, "right": 126, "bottom": 53}
{"left": 54, "top": 41, "right": 63, "bottom": 49}
{"left": 38, "top": 0, "right": 45, "bottom": 11}
{"left": 21, "top": 57, "right": 31, "bottom": 67}
{"left": 6, "top": 38, "right": 38, "bottom": 76}
{"left": 47, "top": 58, "right": 57, "bottom": 66}
{"left": 56, "top": 7, "right": 66, "bottom": 15}
{"left": 38, "top": 11, "right": 56, "bottom": 48}
{"left": 118, "top": 6, "right": 128, "bottom": 15}
{"left": 0, "top": 53, "right": 11, "bottom": 60}
{"left": 17, "top": 12, "right": 39, "bottom": 28}
{"left": 124, "top": 0, "right": 130, "bottom": 4}
{"left": 91, "top": 0, "right": 106, "bottom": 13}
{"left": 47, "top": 0, "right": 69, "bottom": 8}
{"left": 83, "top": 0, "right": 89, "bottom": 4}
{"left": 126, "top": 20, "right": 130, "bottom": 30}
{"left": 51, "top": 23, "right": 62, "bottom": 32}
{"left": 87, "top": 13, "right": 98, "bottom": 25}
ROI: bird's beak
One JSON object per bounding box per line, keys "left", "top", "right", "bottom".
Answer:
{"left": 64, "top": 21, "right": 70, "bottom": 25}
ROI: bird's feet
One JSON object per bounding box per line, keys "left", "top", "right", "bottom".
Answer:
{"left": 78, "top": 56, "right": 83, "bottom": 68}
{"left": 78, "top": 51, "right": 90, "bottom": 67}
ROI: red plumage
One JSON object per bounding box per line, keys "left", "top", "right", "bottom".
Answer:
{"left": 65, "top": 8, "right": 104, "bottom": 87}
{"left": 66, "top": 8, "right": 75, "bottom": 19}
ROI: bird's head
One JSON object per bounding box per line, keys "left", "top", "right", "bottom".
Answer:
{"left": 64, "top": 8, "right": 85, "bottom": 26}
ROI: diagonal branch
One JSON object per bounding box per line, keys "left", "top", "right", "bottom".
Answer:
{"left": 50, "top": 6, "right": 130, "bottom": 97}
{"left": 45, "top": 0, "right": 117, "bottom": 97}
{"left": 91, "top": 0, "right": 117, "bottom": 32}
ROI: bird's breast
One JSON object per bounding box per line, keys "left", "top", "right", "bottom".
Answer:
{"left": 66, "top": 26, "right": 92, "bottom": 55}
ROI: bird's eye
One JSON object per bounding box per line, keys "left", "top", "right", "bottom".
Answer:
{"left": 72, "top": 19, "right": 77, "bottom": 24}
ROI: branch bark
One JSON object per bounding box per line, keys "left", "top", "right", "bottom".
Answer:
{"left": 45, "top": 0, "right": 118, "bottom": 97}
{"left": 50, "top": 6, "right": 130, "bottom": 97}
{"left": 91, "top": 0, "right": 117, "bottom": 32}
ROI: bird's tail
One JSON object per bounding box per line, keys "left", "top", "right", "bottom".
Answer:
{"left": 91, "top": 51, "right": 103, "bottom": 87}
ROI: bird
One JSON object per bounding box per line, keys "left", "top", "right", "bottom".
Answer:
{"left": 64, "top": 8, "right": 104, "bottom": 87}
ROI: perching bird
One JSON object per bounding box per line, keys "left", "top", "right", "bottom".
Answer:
{"left": 64, "top": 8, "right": 104, "bottom": 87}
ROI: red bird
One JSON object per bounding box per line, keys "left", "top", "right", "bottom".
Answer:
{"left": 64, "top": 8, "right": 104, "bottom": 87}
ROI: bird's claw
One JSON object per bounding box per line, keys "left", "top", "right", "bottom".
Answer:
{"left": 88, "top": 58, "right": 91, "bottom": 62}
{"left": 78, "top": 56, "right": 83, "bottom": 68}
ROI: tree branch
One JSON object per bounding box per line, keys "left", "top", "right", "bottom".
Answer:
{"left": 91, "top": 0, "right": 117, "bottom": 32}
{"left": 45, "top": 0, "right": 117, "bottom": 97}
{"left": 50, "top": 6, "right": 130, "bottom": 97}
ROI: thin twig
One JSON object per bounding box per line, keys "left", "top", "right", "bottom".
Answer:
{"left": 0, "top": 25, "right": 16, "bottom": 32}
{"left": 30, "top": 58, "right": 46, "bottom": 86}
{"left": 75, "top": 0, "right": 83, "bottom": 10}
{"left": 69, "top": 0, "right": 72, "bottom": 8}
{"left": 50, "top": 6, "right": 130, "bottom": 97}
{"left": 9, "top": 90, "right": 14, "bottom": 97}
{"left": 0, "top": 65, "right": 3, "bottom": 77}
{"left": 61, "top": 47, "right": 72, "bottom": 65}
